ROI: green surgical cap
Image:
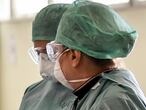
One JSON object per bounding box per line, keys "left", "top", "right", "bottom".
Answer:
{"left": 32, "top": 4, "right": 69, "bottom": 41}
{"left": 55, "top": 1, "right": 138, "bottom": 59}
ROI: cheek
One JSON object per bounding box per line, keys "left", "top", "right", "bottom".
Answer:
{"left": 59, "top": 55, "right": 72, "bottom": 80}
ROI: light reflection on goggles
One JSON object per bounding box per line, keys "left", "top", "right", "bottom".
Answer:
{"left": 46, "top": 41, "right": 67, "bottom": 62}
{"left": 28, "top": 47, "right": 46, "bottom": 64}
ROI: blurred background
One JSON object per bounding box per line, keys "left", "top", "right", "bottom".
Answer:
{"left": 0, "top": 0, "right": 146, "bottom": 110}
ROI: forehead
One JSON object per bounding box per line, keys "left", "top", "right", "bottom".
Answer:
{"left": 34, "top": 40, "right": 50, "bottom": 48}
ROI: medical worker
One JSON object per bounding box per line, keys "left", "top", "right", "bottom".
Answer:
{"left": 46, "top": 1, "right": 146, "bottom": 110}
{"left": 19, "top": 4, "right": 76, "bottom": 110}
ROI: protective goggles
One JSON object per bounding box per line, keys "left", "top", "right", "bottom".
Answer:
{"left": 46, "top": 41, "right": 67, "bottom": 62}
{"left": 28, "top": 47, "right": 46, "bottom": 64}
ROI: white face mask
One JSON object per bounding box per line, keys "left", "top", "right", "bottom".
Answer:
{"left": 39, "top": 53, "right": 56, "bottom": 80}
{"left": 53, "top": 51, "right": 90, "bottom": 90}
{"left": 54, "top": 57, "right": 73, "bottom": 89}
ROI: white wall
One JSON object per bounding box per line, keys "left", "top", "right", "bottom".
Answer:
{"left": 0, "top": 20, "right": 42, "bottom": 110}
{"left": 0, "top": 23, "right": 2, "bottom": 110}
{"left": 0, "top": 6, "right": 146, "bottom": 110}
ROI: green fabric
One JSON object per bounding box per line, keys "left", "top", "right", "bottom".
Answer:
{"left": 75, "top": 69, "right": 146, "bottom": 110}
{"left": 19, "top": 69, "right": 146, "bottom": 110}
{"left": 19, "top": 80, "right": 76, "bottom": 110}
{"left": 55, "top": 1, "right": 138, "bottom": 59}
{"left": 32, "top": 4, "right": 69, "bottom": 41}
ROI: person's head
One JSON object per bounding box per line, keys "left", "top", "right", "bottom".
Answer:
{"left": 32, "top": 3, "right": 69, "bottom": 49}
{"left": 46, "top": 1, "right": 138, "bottom": 89}
{"left": 28, "top": 4, "right": 69, "bottom": 78}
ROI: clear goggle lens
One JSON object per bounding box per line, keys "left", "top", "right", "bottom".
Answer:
{"left": 46, "top": 41, "right": 65, "bottom": 62}
{"left": 28, "top": 47, "right": 46, "bottom": 64}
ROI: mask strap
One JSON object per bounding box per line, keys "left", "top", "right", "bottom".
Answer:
{"left": 68, "top": 77, "right": 90, "bottom": 83}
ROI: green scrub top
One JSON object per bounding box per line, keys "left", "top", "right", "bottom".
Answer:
{"left": 73, "top": 68, "right": 146, "bottom": 110}
{"left": 19, "top": 69, "right": 146, "bottom": 110}
{"left": 19, "top": 80, "right": 76, "bottom": 110}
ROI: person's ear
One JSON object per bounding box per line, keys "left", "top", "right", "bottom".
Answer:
{"left": 70, "top": 50, "right": 81, "bottom": 67}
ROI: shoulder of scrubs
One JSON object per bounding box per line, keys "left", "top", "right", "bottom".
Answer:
{"left": 19, "top": 79, "right": 76, "bottom": 110}
{"left": 23, "top": 79, "right": 46, "bottom": 95}
{"left": 102, "top": 68, "right": 146, "bottom": 103}
{"left": 93, "top": 81, "right": 146, "bottom": 110}
{"left": 76, "top": 68, "right": 146, "bottom": 110}
{"left": 98, "top": 92, "right": 145, "bottom": 110}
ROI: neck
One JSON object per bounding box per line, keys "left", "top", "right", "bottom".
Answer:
{"left": 68, "top": 55, "right": 117, "bottom": 90}
{"left": 70, "top": 64, "right": 117, "bottom": 90}
{"left": 69, "top": 66, "right": 106, "bottom": 90}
